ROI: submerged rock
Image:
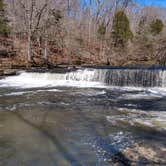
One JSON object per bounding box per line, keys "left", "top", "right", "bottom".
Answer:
{"left": 108, "top": 142, "right": 166, "bottom": 165}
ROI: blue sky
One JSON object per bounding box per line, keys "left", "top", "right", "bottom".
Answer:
{"left": 136, "top": 0, "right": 166, "bottom": 8}
{"left": 83, "top": 0, "right": 166, "bottom": 8}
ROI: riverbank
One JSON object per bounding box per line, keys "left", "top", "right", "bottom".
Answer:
{"left": 0, "top": 65, "right": 81, "bottom": 76}
{"left": 0, "top": 35, "right": 166, "bottom": 71}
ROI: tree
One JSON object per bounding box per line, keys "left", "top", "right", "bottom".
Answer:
{"left": 150, "top": 19, "right": 164, "bottom": 35}
{"left": 11, "top": 0, "right": 51, "bottom": 62}
{"left": 0, "top": 0, "right": 10, "bottom": 36}
{"left": 97, "top": 23, "right": 106, "bottom": 40}
{"left": 111, "top": 10, "right": 133, "bottom": 47}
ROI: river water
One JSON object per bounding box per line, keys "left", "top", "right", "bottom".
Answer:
{"left": 0, "top": 68, "right": 166, "bottom": 166}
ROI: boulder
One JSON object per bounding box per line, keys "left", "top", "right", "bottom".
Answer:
{"left": 0, "top": 70, "right": 3, "bottom": 76}
{"left": 3, "top": 69, "right": 17, "bottom": 76}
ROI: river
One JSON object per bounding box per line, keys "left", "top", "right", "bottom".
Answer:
{"left": 0, "top": 68, "right": 166, "bottom": 166}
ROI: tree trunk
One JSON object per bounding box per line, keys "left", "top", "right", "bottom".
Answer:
{"left": 27, "top": 31, "right": 31, "bottom": 63}
{"left": 88, "top": 0, "right": 92, "bottom": 46}
{"left": 44, "top": 39, "right": 48, "bottom": 60}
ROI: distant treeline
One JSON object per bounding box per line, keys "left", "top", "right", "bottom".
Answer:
{"left": 1, "top": 0, "right": 166, "bottom": 66}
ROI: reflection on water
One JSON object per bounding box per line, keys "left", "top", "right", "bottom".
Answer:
{"left": 0, "top": 86, "right": 166, "bottom": 165}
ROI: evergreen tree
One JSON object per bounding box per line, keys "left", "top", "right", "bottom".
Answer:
{"left": 0, "top": 0, "right": 10, "bottom": 36}
{"left": 111, "top": 10, "right": 133, "bottom": 48}
{"left": 150, "top": 19, "right": 164, "bottom": 35}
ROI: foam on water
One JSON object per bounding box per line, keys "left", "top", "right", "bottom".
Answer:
{"left": 73, "top": 89, "right": 106, "bottom": 96}
{"left": 118, "top": 88, "right": 166, "bottom": 100}
{"left": 106, "top": 108, "right": 166, "bottom": 130}
{"left": 0, "top": 70, "right": 103, "bottom": 88}
{"left": 0, "top": 89, "right": 62, "bottom": 97}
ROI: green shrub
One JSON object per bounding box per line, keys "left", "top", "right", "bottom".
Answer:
{"left": 150, "top": 19, "right": 164, "bottom": 35}
{"left": 0, "top": 0, "right": 10, "bottom": 36}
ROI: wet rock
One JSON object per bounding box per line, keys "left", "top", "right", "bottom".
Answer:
{"left": 108, "top": 142, "right": 166, "bottom": 166}
{"left": 3, "top": 69, "right": 17, "bottom": 76}
{"left": 0, "top": 70, "right": 3, "bottom": 76}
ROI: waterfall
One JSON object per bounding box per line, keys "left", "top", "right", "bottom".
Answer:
{"left": 1, "top": 68, "right": 166, "bottom": 88}
{"left": 97, "top": 69, "right": 162, "bottom": 87}
{"left": 65, "top": 68, "right": 165, "bottom": 87}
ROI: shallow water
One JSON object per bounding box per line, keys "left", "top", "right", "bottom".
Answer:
{"left": 0, "top": 71, "right": 166, "bottom": 166}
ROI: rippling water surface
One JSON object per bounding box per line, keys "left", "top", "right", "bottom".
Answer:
{"left": 0, "top": 70, "right": 166, "bottom": 166}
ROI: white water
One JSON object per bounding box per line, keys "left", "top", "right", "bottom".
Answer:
{"left": 0, "top": 69, "right": 103, "bottom": 88}
{"left": 0, "top": 70, "right": 102, "bottom": 88}
{"left": 1, "top": 69, "right": 166, "bottom": 93}
{"left": 0, "top": 89, "right": 62, "bottom": 97}
{"left": 106, "top": 108, "right": 166, "bottom": 130}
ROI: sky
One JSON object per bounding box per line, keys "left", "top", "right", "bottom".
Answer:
{"left": 83, "top": 0, "right": 166, "bottom": 8}
{"left": 82, "top": 0, "right": 166, "bottom": 10}
{"left": 136, "top": 0, "right": 166, "bottom": 8}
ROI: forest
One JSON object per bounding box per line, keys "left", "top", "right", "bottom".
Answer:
{"left": 1, "top": 0, "right": 166, "bottom": 67}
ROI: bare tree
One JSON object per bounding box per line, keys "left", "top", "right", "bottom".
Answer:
{"left": 4, "top": 0, "right": 166, "bottom": 66}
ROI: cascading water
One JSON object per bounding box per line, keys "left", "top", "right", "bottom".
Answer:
{"left": 1, "top": 68, "right": 166, "bottom": 88}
